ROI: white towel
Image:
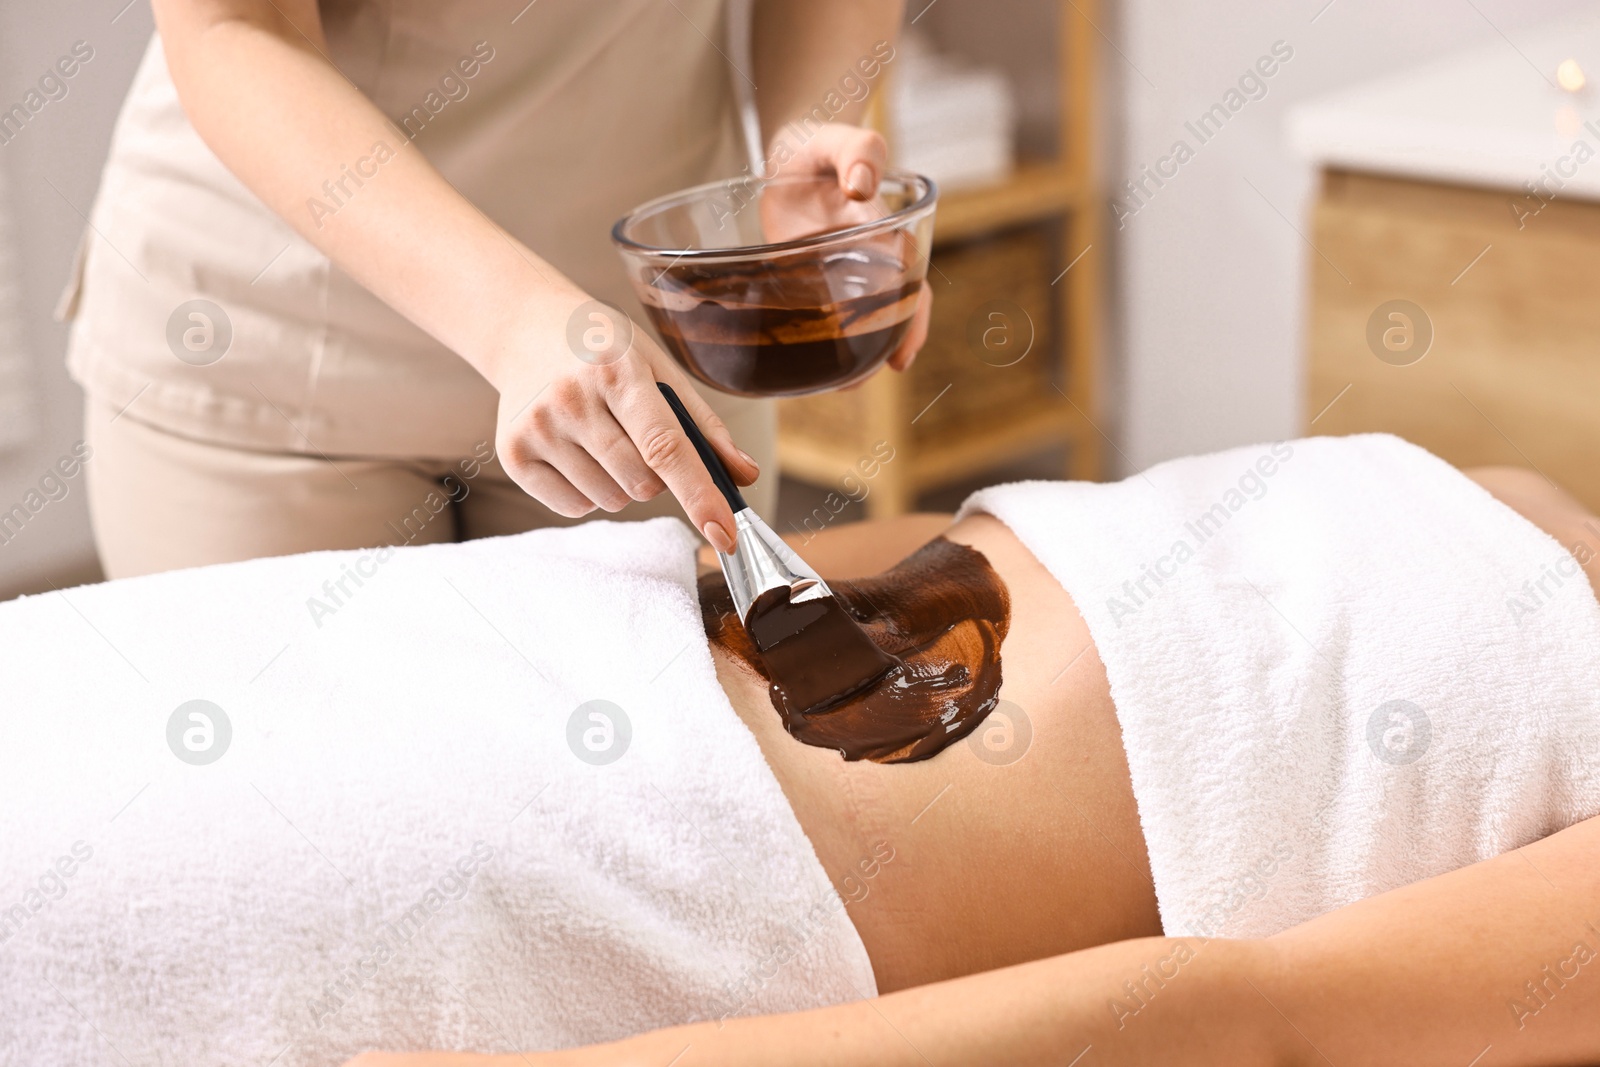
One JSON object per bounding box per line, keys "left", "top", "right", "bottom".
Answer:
{"left": 960, "top": 434, "right": 1600, "bottom": 939}
{"left": 0, "top": 518, "right": 875, "bottom": 1065}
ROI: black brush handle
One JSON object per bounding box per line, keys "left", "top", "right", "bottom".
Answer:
{"left": 656, "top": 382, "right": 748, "bottom": 514}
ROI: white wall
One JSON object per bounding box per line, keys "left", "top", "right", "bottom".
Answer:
{"left": 1108, "top": 0, "right": 1590, "bottom": 472}
{"left": 0, "top": 1, "right": 153, "bottom": 597}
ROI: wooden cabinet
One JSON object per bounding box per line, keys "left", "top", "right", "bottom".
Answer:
{"left": 1306, "top": 170, "right": 1600, "bottom": 510}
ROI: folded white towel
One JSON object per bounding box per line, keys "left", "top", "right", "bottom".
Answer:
{"left": 961, "top": 434, "right": 1600, "bottom": 939}
{"left": 0, "top": 518, "right": 874, "bottom": 1065}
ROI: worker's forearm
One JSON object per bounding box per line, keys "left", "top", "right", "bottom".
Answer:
{"left": 153, "top": 4, "right": 577, "bottom": 390}
{"left": 751, "top": 0, "right": 903, "bottom": 140}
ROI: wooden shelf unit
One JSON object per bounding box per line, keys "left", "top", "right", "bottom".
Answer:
{"left": 932, "top": 162, "right": 1084, "bottom": 245}
{"left": 776, "top": 0, "right": 1104, "bottom": 518}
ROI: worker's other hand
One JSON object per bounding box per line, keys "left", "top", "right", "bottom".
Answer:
{"left": 760, "top": 122, "right": 932, "bottom": 374}
{"left": 888, "top": 280, "right": 931, "bottom": 371}
{"left": 491, "top": 302, "right": 758, "bottom": 553}
{"left": 761, "top": 121, "right": 887, "bottom": 239}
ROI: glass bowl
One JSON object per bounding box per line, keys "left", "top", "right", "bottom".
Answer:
{"left": 612, "top": 171, "right": 938, "bottom": 398}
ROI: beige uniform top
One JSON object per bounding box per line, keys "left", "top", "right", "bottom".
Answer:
{"left": 63, "top": 0, "right": 770, "bottom": 463}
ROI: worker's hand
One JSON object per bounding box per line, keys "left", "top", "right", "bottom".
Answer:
{"left": 761, "top": 122, "right": 887, "bottom": 239}
{"left": 491, "top": 301, "right": 758, "bottom": 553}
{"left": 760, "top": 122, "right": 932, "bottom": 373}
{"left": 888, "top": 280, "right": 932, "bottom": 371}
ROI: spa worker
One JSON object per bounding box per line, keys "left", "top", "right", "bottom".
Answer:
{"left": 61, "top": 0, "right": 928, "bottom": 579}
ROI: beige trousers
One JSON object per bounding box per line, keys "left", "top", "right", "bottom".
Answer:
{"left": 84, "top": 400, "right": 776, "bottom": 580}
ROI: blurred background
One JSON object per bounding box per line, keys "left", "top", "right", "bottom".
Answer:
{"left": 2, "top": 0, "right": 1596, "bottom": 599}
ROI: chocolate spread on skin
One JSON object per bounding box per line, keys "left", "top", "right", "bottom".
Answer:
{"left": 699, "top": 538, "right": 1011, "bottom": 763}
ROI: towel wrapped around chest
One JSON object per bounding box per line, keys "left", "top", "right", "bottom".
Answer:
{"left": 960, "top": 434, "right": 1600, "bottom": 938}
{"left": 0, "top": 518, "right": 874, "bottom": 1066}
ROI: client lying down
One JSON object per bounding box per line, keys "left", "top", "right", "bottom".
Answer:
{"left": 3, "top": 434, "right": 1598, "bottom": 1066}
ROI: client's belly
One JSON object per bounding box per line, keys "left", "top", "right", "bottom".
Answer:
{"left": 706, "top": 513, "right": 1162, "bottom": 993}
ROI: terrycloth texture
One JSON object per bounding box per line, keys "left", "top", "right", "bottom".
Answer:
{"left": 960, "top": 434, "right": 1600, "bottom": 939}
{"left": 0, "top": 518, "right": 874, "bottom": 1066}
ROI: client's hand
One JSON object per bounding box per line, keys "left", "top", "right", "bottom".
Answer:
{"left": 759, "top": 122, "right": 932, "bottom": 374}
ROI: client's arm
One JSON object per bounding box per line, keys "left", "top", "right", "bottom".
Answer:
{"left": 345, "top": 812, "right": 1600, "bottom": 1066}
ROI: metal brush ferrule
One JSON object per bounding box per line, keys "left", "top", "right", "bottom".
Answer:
{"left": 718, "top": 508, "right": 833, "bottom": 626}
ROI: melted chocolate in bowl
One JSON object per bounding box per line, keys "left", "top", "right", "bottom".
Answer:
{"left": 700, "top": 538, "right": 1011, "bottom": 763}
{"left": 640, "top": 244, "right": 921, "bottom": 398}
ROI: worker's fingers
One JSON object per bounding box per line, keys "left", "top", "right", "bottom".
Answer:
{"left": 758, "top": 123, "right": 887, "bottom": 242}
{"left": 503, "top": 457, "right": 596, "bottom": 519}
{"left": 651, "top": 361, "right": 760, "bottom": 486}
{"left": 544, "top": 439, "right": 634, "bottom": 514}
{"left": 579, "top": 411, "right": 667, "bottom": 503}
{"left": 778, "top": 122, "right": 889, "bottom": 201}
{"left": 497, "top": 376, "right": 612, "bottom": 518}
{"left": 606, "top": 371, "right": 742, "bottom": 553}
{"left": 888, "top": 281, "right": 933, "bottom": 372}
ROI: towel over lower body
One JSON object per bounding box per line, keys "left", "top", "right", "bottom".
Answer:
{"left": 961, "top": 434, "right": 1600, "bottom": 939}
{"left": 0, "top": 519, "right": 873, "bottom": 1066}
